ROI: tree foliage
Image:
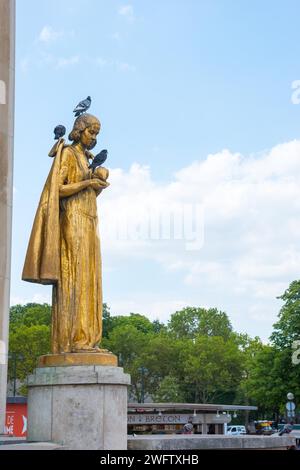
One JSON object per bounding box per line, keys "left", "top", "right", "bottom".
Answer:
{"left": 271, "top": 280, "right": 300, "bottom": 349}
{"left": 8, "top": 303, "right": 52, "bottom": 394}
{"left": 167, "top": 307, "right": 233, "bottom": 340}
{"left": 7, "top": 285, "right": 300, "bottom": 420}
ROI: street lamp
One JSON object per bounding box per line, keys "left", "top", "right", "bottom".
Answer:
{"left": 286, "top": 392, "right": 296, "bottom": 424}
{"left": 138, "top": 366, "right": 148, "bottom": 403}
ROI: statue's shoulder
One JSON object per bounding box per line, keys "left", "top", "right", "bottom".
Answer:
{"left": 61, "top": 144, "right": 75, "bottom": 156}
{"left": 48, "top": 139, "right": 74, "bottom": 158}
{"left": 48, "top": 138, "right": 66, "bottom": 158}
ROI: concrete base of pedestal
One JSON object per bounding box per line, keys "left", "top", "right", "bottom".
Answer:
{"left": 27, "top": 365, "right": 130, "bottom": 450}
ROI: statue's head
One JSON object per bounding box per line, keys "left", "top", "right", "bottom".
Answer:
{"left": 68, "top": 113, "right": 101, "bottom": 150}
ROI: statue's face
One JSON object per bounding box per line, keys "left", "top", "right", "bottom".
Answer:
{"left": 80, "top": 122, "right": 100, "bottom": 150}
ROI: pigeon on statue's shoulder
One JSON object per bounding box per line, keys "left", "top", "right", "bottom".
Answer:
{"left": 54, "top": 124, "right": 66, "bottom": 140}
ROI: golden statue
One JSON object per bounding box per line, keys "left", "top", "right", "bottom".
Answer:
{"left": 22, "top": 112, "right": 116, "bottom": 365}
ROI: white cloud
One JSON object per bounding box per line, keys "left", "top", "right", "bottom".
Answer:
{"left": 14, "top": 140, "right": 300, "bottom": 339}
{"left": 94, "top": 57, "right": 111, "bottom": 67}
{"left": 109, "top": 299, "right": 192, "bottom": 323}
{"left": 97, "top": 140, "right": 300, "bottom": 338}
{"left": 118, "top": 62, "right": 136, "bottom": 72}
{"left": 38, "top": 26, "right": 64, "bottom": 43}
{"left": 11, "top": 293, "right": 51, "bottom": 306}
{"left": 111, "top": 32, "right": 121, "bottom": 41}
{"left": 118, "top": 5, "right": 135, "bottom": 21}
{"left": 55, "top": 56, "right": 80, "bottom": 68}
{"left": 20, "top": 57, "right": 30, "bottom": 73}
{"left": 92, "top": 57, "right": 136, "bottom": 72}
{"left": 38, "top": 53, "right": 80, "bottom": 69}
{"left": 24, "top": 51, "right": 134, "bottom": 73}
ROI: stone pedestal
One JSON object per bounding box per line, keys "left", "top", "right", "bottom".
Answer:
{"left": 27, "top": 364, "right": 130, "bottom": 450}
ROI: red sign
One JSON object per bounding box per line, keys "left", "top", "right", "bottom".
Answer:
{"left": 5, "top": 403, "right": 27, "bottom": 437}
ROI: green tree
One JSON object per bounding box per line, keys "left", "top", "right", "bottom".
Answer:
{"left": 239, "top": 345, "right": 289, "bottom": 418}
{"left": 109, "top": 313, "right": 158, "bottom": 336}
{"left": 102, "top": 318, "right": 173, "bottom": 401}
{"left": 9, "top": 303, "right": 51, "bottom": 333}
{"left": 270, "top": 281, "right": 300, "bottom": 409}
{"left": 102, "top": 303, "right": 113, "bottom": 338}
{"left": 153, "top": 375, "right": 185, "bottom": 402}
{"left": 271, "top": 280, "right": 300, "bottom": 349}
{"left": 8, "top": 303, "right": 52, "bottom": 394}
{"left": 238, "top": 281, "right": 300, "bottom": 418}
{"left": 102, "top": 323, "right": 150, "bottom": 401}
{"left": 138, "top": 333, "right": 183, "bottom": 398}
{"left": 168, "top": 307, "right": 233, "bottom": 340}
{"left": 180, "top": 335, "right": 243, "bottom": 403}
{"left": 8, "top": 324, "right": 51, "bottom": 394}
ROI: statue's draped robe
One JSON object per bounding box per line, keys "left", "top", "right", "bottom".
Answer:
{"left": 22, "top": 141, "right": 102, "bottom": 353}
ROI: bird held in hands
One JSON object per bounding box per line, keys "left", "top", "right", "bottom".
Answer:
{"left": 88, "top": 149, "right": 108, "bottom": 173}
{"left": 73, "top": 96, "right": 91, "bottom": 117}
{"left": 53, "top": 124, "right": 66, "bottom": 140}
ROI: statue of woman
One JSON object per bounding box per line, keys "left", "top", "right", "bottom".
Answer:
{"left": 22, "top": 113, "right": 109, "bottom": 354}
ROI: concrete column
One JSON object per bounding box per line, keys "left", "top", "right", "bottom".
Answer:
{"left": 0, "top": 0, "right": 15, "bottom": 434}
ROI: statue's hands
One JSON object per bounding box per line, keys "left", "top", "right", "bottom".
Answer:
{"left": 89, "top": 179, "right": 109, "bottom": 191}
{"left": 93, "top": 166, "right": 109, "bottom": 181}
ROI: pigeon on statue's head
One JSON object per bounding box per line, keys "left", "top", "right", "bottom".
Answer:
{"left": 73, "top": 96, "right": 91, "bottom": 117}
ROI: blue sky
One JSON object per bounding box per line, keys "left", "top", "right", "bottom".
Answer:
{"left": 11, "top": 0, "right": 300, "bottom": 340}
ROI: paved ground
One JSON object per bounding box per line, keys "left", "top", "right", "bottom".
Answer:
{"left": 0, "top": 442, "right": 63, "bottom": 450}
{"left": 0, "top": 436, "right": 26, "bottom": 443}
{"left": 0, "top": 436, "right": 62, "bottom": 450}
